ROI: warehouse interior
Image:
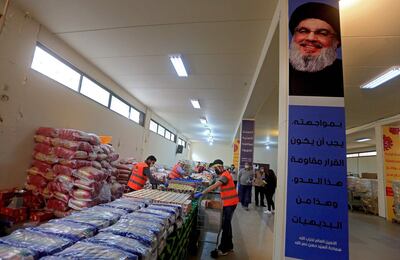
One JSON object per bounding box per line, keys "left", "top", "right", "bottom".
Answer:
{"left": 0, "top": 0, "right": 400, "bottom": 259}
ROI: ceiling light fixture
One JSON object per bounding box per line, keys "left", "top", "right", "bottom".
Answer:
{"left": 205, "top": 129, "right": 211, "bottom": 136}
{"left": 358, "top": 151, "right": 377, "bottom": 157}
{"left": 169, "top": 55, "right": 188, "bottom": 77}
{"left": 361, "top": 66, "right": 400, "bottom": 89}
{"left": 200, "top": 117, "right": 207, "bottom": 125}
{"left": 266, "top": 145, "right": 270, "bottom": 150}
{"left": 191, "top": 99, "right": 201, "bottom": 109}
{"left": 355, "top": 138, "right": 371, "bottom": 143}
{"left": 346, "top": 153, "right": 358, "bottom": 158}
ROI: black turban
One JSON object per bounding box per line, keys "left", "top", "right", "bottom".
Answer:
{"left": 289, "top": 2, "right": 341, "bottom": 40}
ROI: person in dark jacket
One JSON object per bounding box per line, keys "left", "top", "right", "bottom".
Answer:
{"left": 263, "top": 169, "right": 277, "bottom": 214}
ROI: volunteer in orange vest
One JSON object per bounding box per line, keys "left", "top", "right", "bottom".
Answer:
{"left": 168, "top": 161, "right": 186, "bottom": 179}
{"left": 127, "top": 155, "right": 160, "bottom": 191}
{"left": 194, "top": 159, "right": 239, "bottom": 256}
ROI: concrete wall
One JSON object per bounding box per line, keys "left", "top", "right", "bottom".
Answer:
{"left": 0, "top": 2, "right": 186, "bottom": 188}
{"left": 191, "top": 142, "right": 233, "bottom": 166}
{"left": 254, "top": 146, "right": 278, "bottom": 172}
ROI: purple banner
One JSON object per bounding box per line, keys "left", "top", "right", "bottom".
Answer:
{"left": 240, "top": 120, "right": 255, "bottom": 167}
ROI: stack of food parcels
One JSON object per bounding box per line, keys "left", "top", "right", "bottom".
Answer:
{"left": 347, "top": 176, "right": 378, "bottom": 215}
{"left": 0, "top": 197, "right": 183, "bottom": 259}
{"left": 25, "top": 127, "right": 123, "bottom": 217}
{"left": 393, "top": 180, "right": 400, "bottom": 220}
{"left": 114, "top": 158, "right": 135, "bottom": 189}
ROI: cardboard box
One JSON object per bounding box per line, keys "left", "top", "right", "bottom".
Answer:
{"left": 205, "top": 200, "right": 222, "bottom": 209}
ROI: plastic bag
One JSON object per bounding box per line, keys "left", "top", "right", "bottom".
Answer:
{"left": 74, "top": 178, "right": 101, "bottom": 192}
{"left": 108, "top": 153, "right": 119, "bottom": 162}
{"left": 101, "top": 160, "right": 112, "bottom": 169}
{"left": 34, "top": 135, "right": 52, "bottom": 145}
{"left": 53, "top": 191, "right": 70, "bottom": 204}
{"left": 54, "top": 147, "right": 88, "bottom": 160}
{"left": 30, "top": 219, "right": 97, "bottom": 242}
{"left": 47, "top": 198, "right": 69, "bottom": 212}
{"left": 74, "top": 167, "right": 106, "bottom": 182}
{"left": 98, "top": 182, "right": 112, "bottom": 203}
{"left": 97, "top": 153, "right": 108, "bottom": 161}
{"left": 0, "top": 229, "right": 72, "bottom": 258}
{"left": 116, "top": 164, "right": 133, "bottom": 171}
{"left": 117, "top": 218, "right": 165, "bottom": 240}
{"left": 33, "top": 152, "right": 58, "bottom": 164}
{"left": 87, "top": 233, "right": 152, "bottom": 260}
{"left": 101, "top": 200, "right": 141, "bottom": 213}
{"left": 53, "top": 164, "right": 75, "bottom": 177}
{"left": 52, "top": 241, "right": 137, "bottom": 260}
{"left": 59, "top": 159, "right": 94, "bottom": 169}
{"left": 63, "top": 211, "right": 118, "bottom": 229}
{"left": 58, "top": 129, "right": 92, "bottom": 142}
{"left": 0, "top": 243, "right": 35, "bottom": 260}
{"left": 100, "top": 223, "right": 157, "bottom": 249}
{"left": 148, "top": 204, "right": 180, "bottom": 218}
{"left": 138, "top": 208, "right": 176, "bottom": 224}
{"left": 36, "top": 127, "right": 58, "bottom": 137}
{"left": 26, "top": 174, "right": 48, "bottom": 189}
{"left": 71, "top": 188, "right": 98, "bottom": 201}
{"left": 68, "top": 198, "right": 98, "bottom": 210}
{"left": 51, "top": 138, "right": 93, "bottom": 152}
{"left": 84, "top": 205, "right": 128, "bottom": 218}
{"left": 34, "top": 143, "right": 54, "bottom": 155}
{"left": 27, "top": 167, "right": 55, "bottom": 181}
{"left": 48, "top": 180, "right": 71, "bottom": 194}
{"left": 110, "top": 182, "right": 124, "bottom": 200}
{"left": 56, "top": 174, "right": 75, "bottom": 184}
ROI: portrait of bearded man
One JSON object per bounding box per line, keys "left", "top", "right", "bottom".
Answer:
{"left": 289, "top": 2, "right": 344, "bottom": 97}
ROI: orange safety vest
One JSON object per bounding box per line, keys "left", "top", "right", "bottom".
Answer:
{"left": 127, "top": 162, "right": 148, "bottom": 191}
{"left": 220, "top": 170, "right": 239, "bottom": 207}
{"left": 168, "top": 164, "right": 182, "bottom": 179}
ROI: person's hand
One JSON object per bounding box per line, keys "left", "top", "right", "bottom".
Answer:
{"left": 194, "top": 192, "right": 203, "bottom": 199}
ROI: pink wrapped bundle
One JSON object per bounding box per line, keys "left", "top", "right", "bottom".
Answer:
{"left": 32, "top": 160, "right": 52, "bottom": 173}
{"left": 71, "top": 188, "right": 99, "bottom": 201}
{"left": 59, "top": 159, "right": 94, "bottom": 169}
{"left": 34, "top": 135, "right": 52, "bottom": 145}
{"left": 33, "top": 152, "right": 58, "bottom": 164}
{"left": 53, "top": 164, "right": 76, "bottom": 177}
{"left": 96, "top": 153, "right": 108, "bottom": 161}
{"left": 47, "top": 199, "right": 69, "bottom": 212}
{"left": 27, "top": 174, "right": 48, "bottom": 189}
{"left": 68, "top": 198, "right": 99, "bottom": 211}
{"left": 74, "top": 179, "right": 101, "bottom": 193}
{"left": 115, "top": 163, "right": 133, "bottom": 171}
{"left": 119, "top": 158, "right": 136, "bottom": 164}
{"left": 54, "top": 147, "right": 88, "bottom": 160}
{"left": 58, "top": 129, "right": 92, "bottom": 142}
{"left": 54, "top": 192, "right": 70, "bottom": 203}
{"left": 101, "top": 160, "right": 112, "bottom": 169}
{"left": 51, "top": 138, "right": 94, "bottom": 153}
{"left": 36, "top": 127, "right": 58, "bottom": 137}
{"left": 34, "top": 143, "right": 54, "bottom": 155}
{"left": 48, "top": 181, "right": 71, "bottom": 194}
{"left": 74, "top": 167, "right": 107, "bottom": 182}
{"left": 56, "top": 174, "right": 75, "bottom": 185}
{"left": 108, "top": 153, "right": 119, "bottom": 162}
{"left": 27, "top": 167, "right": 55, "bottom": 181}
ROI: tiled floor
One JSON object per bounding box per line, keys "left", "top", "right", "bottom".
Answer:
{"left": 191, "top": 205, "right": 400, "bottom": 260}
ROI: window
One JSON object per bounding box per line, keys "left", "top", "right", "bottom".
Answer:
{"left": 150, "top": 120, "right": 158, "bottom": 133}
{"left": 80, "top": 76, "right": 110, "bottom": 106}
{"left": 158, "top": 125, "right": 165, "bottom": 136}
{"left": 31, "top": 46, "right": 81, "bottom": 91}
{"left": 170, "top": 133, "right": 176, "bottom": 142}
{"left": 178, "top": 138, "right": 186, "bottom": 148}
{"left": 130, "top": 107, "right": 140, "bottom": 123}
{"left": 110, "top": 96, "right": 129, "bottom": 118}
{"left": 165, "top": 131, "right": 171, "bottom": 140}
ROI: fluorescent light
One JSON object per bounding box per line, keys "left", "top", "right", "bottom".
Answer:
{"left": 346, "top": 153, "right": 358, "bottom": 158}
{"left": 355, "top": 138, "right": 371, "bottom": 143}
{"left": 209, "top": 141, "right": 213, "bottom": 146}
{"left": 170, "top": 55, "right": 188, "bottom": 77}
{"left": 361, "top": 66, "right": 400, "bottom": 89}
{"left": 200, "top": 117, "right": 207, "bottom": 125}
{"left": 208, "top": 136, "right": 213, "bottom": 142}
{"left": 205, "top": 129, "right": 211, "bottom": 136}
{"left": 266, "top": 145, "right": 270, "bottom": 150}
{"left": 191, "top": 99, "right": 201, "bottom": 109}
{"left": 358, "top": 151, "right": 377, "bottom": 157}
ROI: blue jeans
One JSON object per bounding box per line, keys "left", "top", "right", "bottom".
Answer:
{"left": 218, "top": 204, "right": 237, "bottom": 252}
{"left": 238, "top": 185, "right": 252, "bottom": 207}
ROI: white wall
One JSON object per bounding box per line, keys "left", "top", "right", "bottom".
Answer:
{"left": 347, "top": 156, "right": 377, "bottom": 176}
{"left": 254, "top": 146, "right": 278, "bottom": 172}
{"left": 191, "top": 142, "right": 233, "bottom": 166}
{"left": 0, "top": 2, "right": 187, "bottom": 188}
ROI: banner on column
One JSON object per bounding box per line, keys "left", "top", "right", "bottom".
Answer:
{"left": 285, "top": 1, "right": 348, "bottom": 259}
{"left": 240, "top": 120, "right": 255, "bottom": 168}
{"left": 382, "top": 126, "right": 400, "bottom": 221}
{"left": 233, "top": 139, "right": 240, "bottom": 170}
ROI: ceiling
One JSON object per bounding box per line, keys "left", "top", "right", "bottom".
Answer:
{"left": 250, "top": 0, "right": 400, "bottom": 149}
{"left": 14, "top": 0, "right": 278, "bottom": 143}
{"left": 12, "top": 0, "right": 400, "bottom": 146}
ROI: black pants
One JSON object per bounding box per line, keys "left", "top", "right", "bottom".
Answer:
{"left": 265, "top": 189, "right": 275, "bottom": 211}
{"left": 234, "top": 181, "right": 237, "bottom": 187}
{"left": 254, "top": 186, "right": 265, "bottom": 206}
{"left": 218, "top": 204, "right": 237, "bottom": 253}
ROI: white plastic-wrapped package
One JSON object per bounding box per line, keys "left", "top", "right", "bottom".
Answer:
{"left": 117, "top": 218, "right": 166, "bottom": 242}
{"left": 148, "top": 204, "right": 180, "bottom": 218}
{"left": 0, "top": 243, "right": 35, "bottom": 260}
{"left": 29, "top": 219, "right": 97, "bottom": 242}
{"left": 101, "top": 199, "right": 143, "bottom": 213}
{"left": 74, "top": 167, "right": 107, "bottom": 182}
{"left": 87, "top": 233, "right": 154, "bottom": 260}
{"left": 62, "top": 212, "right": 114, "bottom": 230}
{"left": 100, "top": 222, "right": 157, "bottom": 250}
{"left": 51, "top": 241, "right": 138, "bottom": 260}
{"left": 83, "top": 205, "right": 128, "bottom": 218}
{"left": 138, "top": 208, "right": 176, "bottom": 224}
{"left": 0, "top": 229, "right": 73, "bottom": 258}
{"left": 68, "top": 198, "right": 99, "bottom": 211}
{"left": 121, "top": 212, "right": 168, "bottom": 227}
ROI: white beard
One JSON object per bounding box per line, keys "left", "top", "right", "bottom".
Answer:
{"left": 289, "top": 38, "right": 338, "bottom": 72}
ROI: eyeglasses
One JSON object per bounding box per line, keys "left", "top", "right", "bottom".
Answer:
{"left": 295, "top": 27, "right": 336, "bottom": 38}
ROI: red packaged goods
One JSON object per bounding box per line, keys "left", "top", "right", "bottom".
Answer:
{"left": 27, "top": 167, "right": 55, "bottom": 181}
{"left": 34, "top": 135, "right": 52, "bottom": 145}
{"left": 75, "top": 167, "right": 106, "bottom": 182}
{"left": 101, "top": 160, "right": 112, "bottom": 169}
{"left": 117, "top": 169, "right": 131, "bottom": 175}
{"left": 108, "top": 153, "right": 119, "bottom": 162}
{"left": 33, "top": 152, "right": 58, "bottom": 164}
{"left": 92, "top": 161, "right": 102, "bottom": 170}
{"left": 74, "top": 179, "right": 101, "bottom": 192}
{"left": 27, "top": 174, "right": 48, "bottom": 189}
{"left": 32, "top": 160, "right": 52, "bottom": 173}
{"left": 88, "top": 133, "right": 101, "bottom": 145}
{"left": 54, "top": 210, "right": 72, "bottom": 218}
{"left": 51, "top": 138, "right": 94, "bottom": 152}
{"left": 30, "top": 210, "right": 54, "bottom": 222}
{"left": 68, "top": 198, "right": 98, "bottom": 210}
{"left": 54, "top": 147, "right": 88, "bottom": 160}
{"left": 53, "top": 164, "right": 75, "bottom": 177}
{"left": 56, "top": 174, "right": 75, "bottom": 185}
{"left": 34, "top": 143, "right": 54, "bottom": 155}
{"left": 1, "top": 207, "right": 27, "bottom": 218}
{"left": 47, "top": 199, "right": 69, "bottom": 212}
{"left": 100, "top": 144, "right": 111, "bottom": 154}
{"left": 0, "top": 189, "right": 15, "bottom": 201}
{"left": 87, "top": 152, "right": 97, "bottom": 161}
{"left": 53, "top": 192, "right": 70, "bottom": 203}
{"left": 58, "top": 129, "right": 91, "bottom": 142}
{"left": 117, "top": 174, "right": 130, "bottom": 181}
{"left": 71, "top": 189, "right": 98, "bottom": 201}
{"left": 36, "top": 127, "right": 58, "bottom": 137}
{"left": 48, "top": 181, "right": 71, "bottom": 194}
{"left": 24, "top": 194, "right": 45, "bottom": 209}
{"left": 96, "top": 153, "right": 107, "bottom": 161}
{"left": 115, "top": 163, "right": 133, "bottom": 171}
{"left": 59, "top": 159, "right": 93, "bottom": 169}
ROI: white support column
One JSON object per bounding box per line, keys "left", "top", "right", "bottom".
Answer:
{"left": 273, "top": 0, "right": 289, "bottom": 259}
{"left": 375, "top": 125, "right": 387, "bottom": 218}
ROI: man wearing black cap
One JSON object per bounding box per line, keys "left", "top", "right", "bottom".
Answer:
{"left": 194, "top": 159, "right": 239, "bottom": 256}
{"left": 289, "top": 2, "right": 344, "bottom": 97}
